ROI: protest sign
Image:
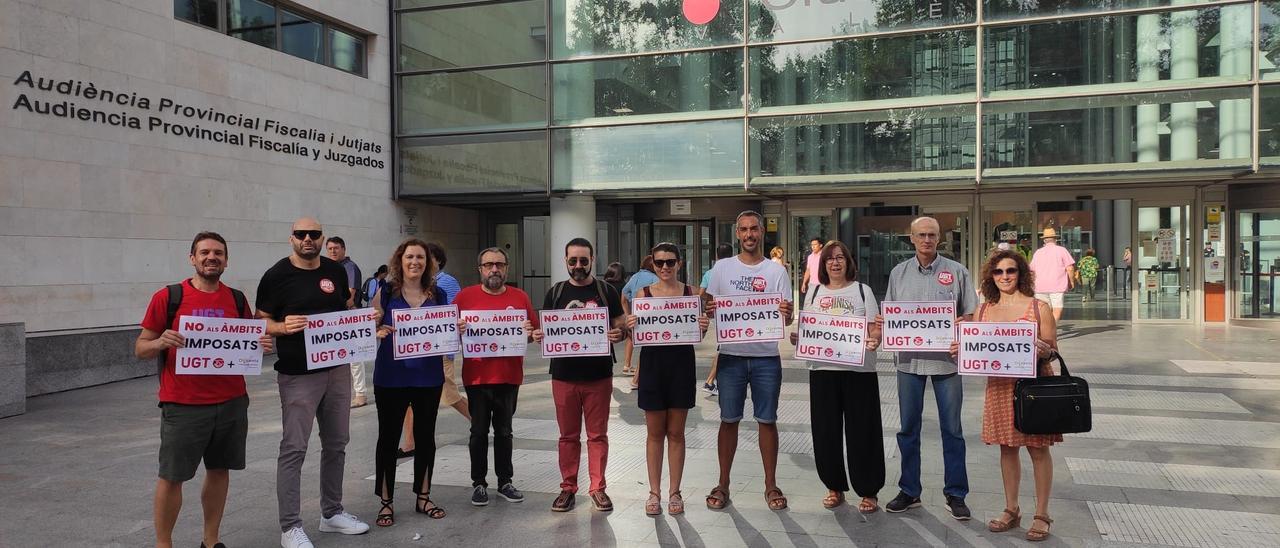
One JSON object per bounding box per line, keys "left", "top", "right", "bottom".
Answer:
{"left": 957, "top": 321, "right": 1038, "bottom": 378}
{"left": 714, "top": 293, "right": 785, "bottom": 344}
{"left": 632, "top": 295, "right": 702, "bottom": 347}
{"left": 461, "top": 309, "right": 528, "bottom": 358}
{"left": 880, "top": 300, "right": 956, "bottom": 351}
{"left": 794, "top": 311, "right": 867, "bottom": 367}
{"left": 540, "top": 308, "right": 610, "bottom": 358}
{"left": 392, "top": 305, "right": 460, "bottom": 359}
{"left": 175, "top": 316, "right": 267, "bottom": 375}
{"left": 304, "top": 308, "right": 378, "bottom": 370}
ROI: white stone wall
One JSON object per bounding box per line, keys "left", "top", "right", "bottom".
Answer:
{"left": 0, "top": 0, "right": 478, "bottom": 332}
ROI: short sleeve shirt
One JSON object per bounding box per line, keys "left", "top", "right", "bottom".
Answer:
{"left": 806, "top": 252, "right": 821, "bottom": 286}
{"left": 706, "top": 256, "right": 793, "bottom": 358}
{"left": 140, "top": 279, "right": 250, "bottom": 405}
{"left": 621, "top": 270, "right": 659, "bottom": 302}
{"left": 543, "top": 280, "right": 624, "bottom": 381}
{"left": 885, "top": 255, "right": 977, "bottom": 375}
{"left": 435, "top": 271, "right": 462, "bottom": 305}
{"left": 805, "top": 282, "right": 879, "bottom": 371}
{"left": 255, "top": 256, "right": 352, "bottom": 375}
{"left": 453, "top": 285, "right": 538, "bottom": 386}
{"left": 339, "top": 257, "right": 361, "bottom": 292}
{"left": 1029, "top": 243, "right": 1076, "bottom": 294}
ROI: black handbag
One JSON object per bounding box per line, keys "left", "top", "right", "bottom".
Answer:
{"left": 1013, "top": 352, "right": 1092, "bottom": 435}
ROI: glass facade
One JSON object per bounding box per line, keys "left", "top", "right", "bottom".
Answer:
{"left": 394, "top": 0, "right": 1274, "bottom": 196}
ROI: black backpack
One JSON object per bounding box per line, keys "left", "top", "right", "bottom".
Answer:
{"left": 157, "top": 282, "right": 249, "bottom": 374}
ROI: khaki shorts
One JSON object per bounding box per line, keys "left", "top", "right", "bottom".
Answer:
{"left": 158, "top": 394, "right": 248, "bottom": 482}
{"left": 1035, "top": 292, "right": 1065, "bottom": 309}
{"left": 441, "top": 355, "right": 463, "bottom": 406}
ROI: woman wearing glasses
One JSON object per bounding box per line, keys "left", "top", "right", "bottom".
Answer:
{"left": 625, "top": 243, "right": 709, "bottom": 516}
{"left": 789, "top": 240, "right": 884, "bottom": 513}
{"left": 951, "top": 249, "right": 1059, "bottom": 541}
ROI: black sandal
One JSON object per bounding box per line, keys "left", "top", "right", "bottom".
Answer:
{"left": 415, "top": 494, "right": 446, "bottom": 519}
{"left": 376, "top": 497, "right": 394, "bottom": 527}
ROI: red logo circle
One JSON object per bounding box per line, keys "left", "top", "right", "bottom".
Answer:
{"left": 913, "top": 337, "right": 924, "bottom": 346}
{"left": 824, "top": 348, "right": 834, "bottom": 357}
{"left": 663, "top": 331, "right": 672, "bottom": 341}
{"left": 490, "top": 343, "right": 499, "bottom": 352}
{"left": 682, "top": 0, "right": 719, "bottom": 25}
{"left": 337, "top": 348, "right": 347, "bottom": 359}
{"left": 991, "top": 361, "right": 1002, "bottom": 370}
{"left": 819, "top": 296, "right": 833, "bottom": 309}
{"left": 320, "top": 279, "right": 336, "bottom": 293}
{"left": 213, "top": 358, "right": 225, "bottom": 368}
{"left": 424, "top": 342, "right": 433, "bottom": 350}
{"left": 751, "top": 277, "right": 767, "bottom": 291}
{"left": 938, "top": 271, "right": 954, "bottom": 286}
{"left": 571, "top": 342, "right": 581, "bottom": 351}
{"left": 745, "top": 328, "right": 755, "bottom": 337}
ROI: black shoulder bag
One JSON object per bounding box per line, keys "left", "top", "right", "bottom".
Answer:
{"left": 1013, "top": 352, "right": 1092, "bottom": 435}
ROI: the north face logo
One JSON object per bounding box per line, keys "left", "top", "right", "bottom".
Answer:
{"left": 682, "top": 0, "right": 719, "bottom": 24}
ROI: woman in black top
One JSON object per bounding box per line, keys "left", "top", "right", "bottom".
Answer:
{"left": 625, "top": 243, "right": 709, "bottom": 516}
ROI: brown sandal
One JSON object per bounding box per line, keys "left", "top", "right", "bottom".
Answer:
{"left": 645, "top": 491, "right": 661, "bottom": 516}
{"left": 668, "top": 491, "right": 684, "bottom": 515}
{"left": 822, "top": 491, "right": 845, "bottom": 509}
{"left": 705, "top": 486, "right": 729, "bottom": 510}
{"left": 858, "top": 496, "right": 879, "bottom": 514}
{"left": 1026, "top": 514, "right": 1052, "bottom": 541}
{"left": 988, "top": 508, "right": 1021, "bottom": 532}
{"left": 765, "top": 488, "right": 788, "bottom": 511}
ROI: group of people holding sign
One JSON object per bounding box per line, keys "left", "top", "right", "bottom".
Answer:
{"left": 138, "top": 211, "right": 1063, "bottom": 548}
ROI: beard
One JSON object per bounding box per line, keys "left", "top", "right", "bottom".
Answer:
{"left": 484, "top": 273, "right": 505, "bottom": 290}
{"left": 569, "top": 267, "right": 590, "bottom": 282}
{"left": 294, "top": 243, "right": 320, "bottom": 259}
{"left": 195, "top": 263, "right": 223, "bottom": 283}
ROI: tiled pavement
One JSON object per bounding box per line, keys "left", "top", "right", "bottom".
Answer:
{"left": 2, "top": 321, "right": 1279, "bottom": 547}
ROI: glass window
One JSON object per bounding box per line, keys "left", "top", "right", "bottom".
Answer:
{"left": 398, "top": 0, "right": 474, "bottom": 7}
{"left": 552, "top": 120, "right": 744, "bottom": 190}
{"left": 986, "top": 5, "right": 1252, "bottom": 96}
{"left": 1263, "top": 1, "right": 1280, "bottom": 80}
{"left": 751, "top": 30, "right": 975, "bottom": 112}
{"left": 750, "top": 106, "right": 975, "bottom": 182}
{"left": 400, "top": 66, "right": 547, "bottom": 134}
{"left": 986, "top": 0, "right": 1226, "bottom": 21}
{"left": 227, "top": 0, "right": 277, "bottom": 49}
{"left": 751, "top": 0, "right": 975, "bottom": 44}
{"left": 280, "top": 10, "right": 323, "bottom": 63}
{"left": 1236, "top": 210, "right": 1280, "bottom": 319}
{"left": 1259, "top": 85, "right": 1280, "bottom": 161}
{"left": 175, "top": 0, "right": 219, "bottom": 29}
{"left": 552, "top": 0, "right": 743, "bottom": 59}
{"left": 400, "top": 132, "right": 549, "bottom": 195}
{"left": 330, "top": 28, "right": 365, "bottom": 74}
{"left": 552, "top": 50, "right": 743, "bottom": 125}
{"left": 399, "top": 0, "right": 546, "bottom": 71}
{"left": 983, "top": 88, "right": 1252, "bottom": 173}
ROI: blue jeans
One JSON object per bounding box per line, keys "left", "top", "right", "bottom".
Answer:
{"left": 896, "top": 371, "right": 968, "bottom": 499}
{"left": 716, "top": 355, "right": 782, "bottom": 424}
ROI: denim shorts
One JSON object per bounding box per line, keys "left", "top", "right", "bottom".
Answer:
{"left": 716, "top": 354, "right": 782, "bottom": 424}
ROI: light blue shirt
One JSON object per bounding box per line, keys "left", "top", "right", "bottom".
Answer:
{"left": 621, "top": 269, "right": 659, "bottom": 302}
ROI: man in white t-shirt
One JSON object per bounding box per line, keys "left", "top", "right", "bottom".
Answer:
{"left": 703, "top": 211, "right": 794, "bottom": 512}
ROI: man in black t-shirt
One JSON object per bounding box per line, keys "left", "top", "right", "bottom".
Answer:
{"left": 256, "top": 217, "right": 369, "bottom": 548}
{"left": 531, "top": 237, "right": 625, "bottom": 513}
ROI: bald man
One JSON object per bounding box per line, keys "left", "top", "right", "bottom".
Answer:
{"left": 257, "top": 218, "right": 369, "bottom": 548}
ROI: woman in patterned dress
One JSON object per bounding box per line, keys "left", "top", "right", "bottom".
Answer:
{"left": 951, "top": 249, "right": 1060, "bottom": 541}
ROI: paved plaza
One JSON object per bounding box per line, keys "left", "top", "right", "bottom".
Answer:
{"left": 3, "top": 321, "right": 1280, "bottom": 547}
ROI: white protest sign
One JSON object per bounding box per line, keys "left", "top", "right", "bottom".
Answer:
{"left": 794, "top": 311, "right": 867, "bottom": 367}
{"left": 461, "top": 309, "right": 528, "bottom": 358}
{"left": 304, "top": 308, "right": 378, "bottom": 370}
{"left": 392, "top": 305, "right": 460, "bottom": 359}
{"left": 540, "top": 308, "right": 611, "bottom": 358}
{"left": 715, "top": 293, "right": 786, "bottom": 345}
{"left": 632, "top": 296, "right": 702, "bottom": 347}
{"left": 175, "top": 316, "right": 266, "bottom": 375}
{"left": 957, "top": 321, "right": 1038, "bottom": 378}
{"left": 880, "top": 300, "right": 956, "bottom": 352}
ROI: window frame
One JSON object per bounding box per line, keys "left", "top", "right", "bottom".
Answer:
{"left": 173, "top": 0, "right": 368, "bottom": 77}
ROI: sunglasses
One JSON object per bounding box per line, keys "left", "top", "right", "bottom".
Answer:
{"left": 292, "top": 230, "right": 323, "bottom": 241}
{"left": 992, "top": 267, "right": 1020, "bottom": 276}
{"left": 566, "top": 257, "right": 590, "bottom": 266}
{"left": 654, "top": 259, "right": 679, "bottom": 268}
{"left": 480, "top": 262, "right": 508, "bottom": 269}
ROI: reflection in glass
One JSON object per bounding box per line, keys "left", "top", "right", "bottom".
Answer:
{"left": 227, "top": 0, "right": 277, "bottom": 48}
{"left": 553, "top": 50, "right": 743, "bottom": 124}
{"left": 400, "top": 0, "right": 546, "bottom": 71}
{"left": 281, "top": 10, "right": 323, "bottom": 63}
{"left": 751, "top": 106, "right": 975, "bottom": 179}
{"left": 553, "top": 120, "right": 744, "bottom": 189}
{"left": 400, "top": 132, "right": 548, "bottom": 195}
{"left": 401, "top": 67, "right": 547, "bottom": 134}
{"left": 986, "top": 0, "right": 1221, "bottom": 21}
{"left": 1236, "top": 210, "right": 1280, "bottom": 319}
{"left": 750, "top": 0, "right": 974, "bottom": 43}
{"left": 552, "top": 0, "right": 743, "bottom": 58}
{"left": 330, "top": 29, "right": 365, "bottom": 74}
{"left": 1260, "top": 85, "right": 1280, "bottom": 159}
{"left": 984, "top": 89, "right": 1251, "bottom": 170}
{"left": 175, "top": 0, "right": 219, "bottom": 29}
{"left": 1263, "top": 1, "right": 1280, "bottom": 80}
{"left": 986, "top": 5, "right": 1251, "bottom": 93}
{"left": 752, "top": 30, "right": 974, "bottom": 110}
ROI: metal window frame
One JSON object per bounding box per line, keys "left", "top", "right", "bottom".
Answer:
{"left": 172, "top": 0, "right": 368, "bottom": 77}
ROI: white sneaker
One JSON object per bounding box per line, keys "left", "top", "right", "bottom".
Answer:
{"left": 318, "top": 511, "right": 370, "bottom": 535}
{"left": 281, "top": 527, "right": 314, "bottom": 548}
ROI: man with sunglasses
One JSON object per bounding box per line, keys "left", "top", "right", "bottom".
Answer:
{"left": 257, "top": 217, "right": 369, "bottom": 548}
{"left": 876, "top": 216, "right": 977, "bottom": 520}
{"left": 452, "top": 247, "right": 538, "bottom": 507}
{"left": 530, "top": 237, "right": 626, "bottom": 513}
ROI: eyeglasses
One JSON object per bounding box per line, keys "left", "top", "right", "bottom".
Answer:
{"left": 654, "top": 259, "right": 679, "bottom": 268}
{"left": 825, "top": 256, "right": 846, "bottom": 263}
{"left": 566, "top": 257, "right": 590, "bottom": 266}
{"left": 292, "top": 230, "right": 323, "bottom": 241}
{"left": 480, "top": 262, "right": 508, "bottom": 269}
{"left": 992, "top": 267, "right": 1020, "bottom": 276}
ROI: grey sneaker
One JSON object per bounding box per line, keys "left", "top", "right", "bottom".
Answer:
{"left": 471, "top": 485, "right": 490, "bottom": 506}
{"left": 497, "top": 483, "right": 525, "bottom": 503}
{"left": 945, "top": 495, "right": 971, "bottom": 521}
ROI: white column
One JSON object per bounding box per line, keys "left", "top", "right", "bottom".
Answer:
{"left": 549, "top": 194, "right": 597, "bottom": 284}
{"left": 1219, "top": 5, "right": 1252, "bottom": 159}
{"left": 1170, "top": 3, "right": 1199, "bottom": 160}
{"left": 1136, "top": 14, "right": 1161, "bottom": 162}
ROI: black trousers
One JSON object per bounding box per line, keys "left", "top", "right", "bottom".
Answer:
{"left": 466, "top": 384, "right": 519, "bottom": 487}
{"left": 373, "top": 385, "right": 443, "bottom": 500}
{"left": 809, "top": 370, "right": 885, "bottom": 498}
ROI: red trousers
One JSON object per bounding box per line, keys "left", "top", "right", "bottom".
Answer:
{"left": 552, "top": 378, "right": 611, "bottom": 493}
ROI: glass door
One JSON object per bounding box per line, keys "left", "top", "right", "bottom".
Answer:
{"left": 653, "top": 222, "right": 711, "bottom": 285}
{"left": 791, "top": 210, "right": 833, "bottom": 307}
{"left": 1134, "top": 203, "right": 1191, "bottom": 321}
{"left": 1236, "top": 210, "right": 1280, "bottom": 319}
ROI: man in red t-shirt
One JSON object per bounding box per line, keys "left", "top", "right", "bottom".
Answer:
{"left": 135, "top": 232, "right": 273, "bottom": 548}
{"left": 453, "top": 247, "right": 538, "bottom": 507}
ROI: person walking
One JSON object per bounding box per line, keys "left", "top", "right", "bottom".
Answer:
{"left": 1028, "top": 227, "right": 1075, "bottom": 321}
{"left": 1077, "top": 249, "right": 1099, "bottom": 303}
{"left": 799, "top": 237, "right": 823, "bottom": 305}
